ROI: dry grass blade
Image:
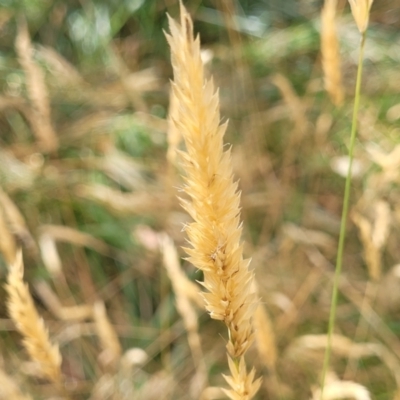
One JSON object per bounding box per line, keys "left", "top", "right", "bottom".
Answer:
{"left": 0, "top": 150, "right": 35, "bottom": 190}
{"left": 6, "top": 250, "right": 62, "bottom": 383}
{"left": 283, "top": 223, "right": 335, "bottom": 252}
{"left": 287, "top": 333, "right": 400, "bottom": 389}
{"left": 167, "top": 84, "right": 181, "bottom": 166}
{"left": 0, "top": 187, "right": 36, "bottom": 253}
{"left": 352, "top": 211, "right": 381, "bottom": 281}
{"left": 166, "top": 3, "right": 259, "bottom": 397}
{"left": 253, "top": 301, "right": 277, "bottom": 371}
{"left": 159, "top": 233, "right": 207, "bottom": 392}
{"left": 0, "top": 203, "right": 17, "bottom": 265}
{"left": 321, "top": 0, "right": 344, "bottom": 106}
{"left": 38, "top": 232, "right": 63, "bottom": 277}
{"left": 271, "top": 73, "right": 308, "bottom": 139}
{"left": 15, "top": 18, "right": 58, "bottom": 152}
{"left": 75, "top": 184, "right": 163, "bottom": 214}
{"left": 93, "top": 301, "right": 122, "bottom": 368}
{"left": 286, "top": 334, "right": 374, "bottom": 360}
{"left": 200, "top": 386, "right": 225, "bottom": 400}
{"left": 34, "top": 280, "right": 92, "bottom": 321}
{"left": 371, "top": 200, "right": 391, "bottom": 249}
{"left": 36, "top": 45, "right": 85, "bottom": 87}
{"left": 159, "top": 233, "right": 203, "bottom": 307}
{"left": 39, "top": 224, "right": 110, "bottom": 256}
{"left": 0, "top": 369, "right": 33, "bottom": 400}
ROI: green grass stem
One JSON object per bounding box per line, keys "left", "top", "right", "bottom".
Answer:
{"left": 320, "top": 31, "right": 367, "bottom": 399}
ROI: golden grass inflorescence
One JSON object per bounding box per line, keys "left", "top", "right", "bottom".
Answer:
{"left": 15, "top": 18, "right": 58, "bottom": 153}
{"left": 348, "top": 0, "right": 374, "bottom": 34}
{"left": 321, "top": 0, "right": 344, "bottom": 106}
{"left": 6, "top": 250, "right": 62, "bottom": 384}
{"left": 166, "top": 3, "right": 260, "bottom": 398}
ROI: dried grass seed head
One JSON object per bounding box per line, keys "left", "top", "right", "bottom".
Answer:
{"left": 166, "top": 2, "right": 258, "bottom": 358}
{"left": 348, "top": 0, "right": 374, "bottom": 33}
{"left": 167, "top": 4, "right": 260, "bottom": 398}
{"left": 6, "top": 250, "right": 62, "bottom": 383}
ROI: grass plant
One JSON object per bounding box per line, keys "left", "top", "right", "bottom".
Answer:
{"left": 320, "top": 0, "right": 374, "bottom": 397}
{"left": 1, "top": 1, "right": 399, "bottom": 399}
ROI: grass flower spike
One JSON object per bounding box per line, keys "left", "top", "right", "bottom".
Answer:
{"left": 166, "top": 3, "right": 260, "bottom": 398}
{"left": 6, "top": 250, "right": 62, "bottom": 384}
{"left": 348, "top": 0, "right": 374, "bottom": 33}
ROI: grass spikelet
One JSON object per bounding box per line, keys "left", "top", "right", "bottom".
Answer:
{"left": 348, "top": 0, "right": 374, "bottom": 34}
{"left": 5, "top": 250, "right": 62, "bottom": 384}
{"left": 15, "top": 18, "right": 58, "bottom": 152}
{"left": 166, "top": 3, "right": 259, "bottom": 397}
{"left": 321, "top": 0, "right": 344, "bottom": 106}
{"left": 222, "top": 356, "right": 262, "bottom": 400}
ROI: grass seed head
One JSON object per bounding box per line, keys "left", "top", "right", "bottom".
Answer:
{"left": 6, "top": 250, "right": 62, "bottom": 383}
{"left": 348, "top": 0, "right": 374, "bottom": 33}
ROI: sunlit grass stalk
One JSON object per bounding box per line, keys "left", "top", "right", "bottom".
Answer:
{"left": 320, "top": 30, "right": 367, "bottom": 398}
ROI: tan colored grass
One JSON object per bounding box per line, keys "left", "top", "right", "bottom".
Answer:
{"left": 287, "top": 333, "right": 400, "bottom": 390}
{"left": 15, "top": 18, "right": 58, "bottom": 152}
{"left": 200, "top": 386, "right": 225, "bottom": 400}
{"left": 321, "top": 0, "right": 344, "bottom": 106}
{"left": 271, "top": 73, "right": 308, "bottom": 139}
{"left": 93, "top": 301, "right": 122, "bottom": 368}
{"left": 159, "top": 233, "right": 207, "bottom": 393}
{"left": 0, "top": 369, "right": 33, "bottom": 400}
{"left": 167, "top": 86, "right": 181, "bottom": 166}
{"left": 166, "top": 3, "right": 260, "bottom": 398}
{"left": 222, "top": 357, "right": 260, "bottom": 400}
{"left": 0, "top": 187, "right": 36, "bottom": 253}
{"left": 75, "top": 184, "right": 162, "bottom": 214}
{"left": 311, "top": 372, "right": 371, "bottom": 400}
{"left": 348, "top": 0, "right": 374, "bottom": 34}
{"left": 253, "top": 301, "right": 277, "bottom": 371}
{"left": 5, "top": 250, "right": 62, "bottom": 383}
{"left": 0, "top": 202, "right": 16, "bottom": 265}
{"left": 159, "top": 233, "right": 203, "bottom": 307}
{"left": 352, "top": 202, "right": 390, "bottom": 282}
{"left": 34, "top": 280, "right": 92, "bottom": 321}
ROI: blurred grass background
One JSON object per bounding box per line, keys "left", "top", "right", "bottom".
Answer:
{"left": 1, "top": 0, "right": 400, "bottom": 399}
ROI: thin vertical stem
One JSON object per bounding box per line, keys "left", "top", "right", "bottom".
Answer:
{"left": 320, "top": 31, "right": 366, "bottom": 399}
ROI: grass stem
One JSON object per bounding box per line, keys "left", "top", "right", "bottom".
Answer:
{"left": 320, "top": 31, "right": 367, "bottom": 399}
